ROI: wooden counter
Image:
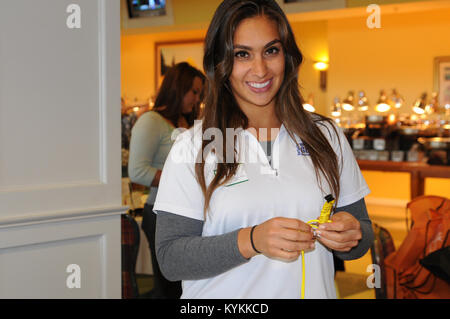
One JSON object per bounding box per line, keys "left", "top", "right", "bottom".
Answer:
{"left": 357, "top": 160, "right": 450, "bottom": 199}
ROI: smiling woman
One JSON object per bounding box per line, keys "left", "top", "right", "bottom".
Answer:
{"left": 153, "top": 0, "right": 373, "bottom": 299}
{"left": 229, "top": 16, "right": 285, "bottom": 124}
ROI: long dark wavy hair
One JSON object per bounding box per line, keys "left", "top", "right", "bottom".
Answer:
{"left": 154, "top": 62, "right": 205, "bottom": 127}
{"left": 196, "top": 0, "right": 342, "bottom": 215}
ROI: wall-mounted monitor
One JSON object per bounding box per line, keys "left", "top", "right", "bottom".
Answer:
{"left": 126, "top": 0, "right": 166, "bottom": 18}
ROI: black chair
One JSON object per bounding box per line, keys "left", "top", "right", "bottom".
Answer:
{"left": 370, "top": 223, "right": 396, "bottom": 299}
{"left": 121, "top": 212, "right": 141, "bottom": 299}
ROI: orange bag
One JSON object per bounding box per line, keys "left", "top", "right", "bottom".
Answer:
{"left": 385, "top": 196, "right": 450, "bottom": 299}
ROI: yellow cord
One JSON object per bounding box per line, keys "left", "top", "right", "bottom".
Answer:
{"left": 301, "top": 220, "right": 320, "bottom": 299}
{"left": 301, "top": 250, "right": 305, "bottom": 298}
{"left": 300, "top": 196, "right": 335, "bottom": 299}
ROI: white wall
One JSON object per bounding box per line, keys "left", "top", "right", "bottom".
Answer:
{"left": 0, "top": 0, "right": 123, "bottom": 298}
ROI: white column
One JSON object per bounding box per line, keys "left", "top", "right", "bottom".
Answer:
{"left": 0, "top": 0, "right": 123, "bottom": 298}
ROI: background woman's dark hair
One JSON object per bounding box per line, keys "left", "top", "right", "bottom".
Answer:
{"left": 154, "top": 62, "right": 205, "bottom": 127}
{"left": 196, "top": 0, "right": 342, "bottom": 216}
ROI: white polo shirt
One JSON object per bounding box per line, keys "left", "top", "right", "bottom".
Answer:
{"left": 153, "top": 120, "right": 370, "bottom": 299}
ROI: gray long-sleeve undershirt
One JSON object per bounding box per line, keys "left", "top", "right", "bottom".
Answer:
{"left": 155, "top": 199, "right": 373, "bottom": 282}
{"left": 155, "top": 141, "right": 374, "bottom": 282}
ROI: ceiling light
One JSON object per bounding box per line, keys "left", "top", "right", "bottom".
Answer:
{"left": 331, "top": 97, "right": 341, "bottom": 117}
{"left": 375, "top": 90, "right": 391, "bottom": 113}
{"left": 357, "top": 91, "right": 369, "bottom": 112}
{"left": 342, "top": 91, "right": 355, "bottom": 111}
{"left": 412, "top": 92, "right": 427, "bottom": 115}
{"left": 390, "top": 89, "right": 404, "bottom": 109}
{"left": 303, "top": 94, "right": 316, "bottom": 112}
{"left": 314, "top": 62, "right": 329, "bottom": 71}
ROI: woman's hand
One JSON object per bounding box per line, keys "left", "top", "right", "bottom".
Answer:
{"left": 238, "top": 217, "right": 315, "bottom": 261}
{"left": 316, "top": 211, "right": 362, "bottom": 252}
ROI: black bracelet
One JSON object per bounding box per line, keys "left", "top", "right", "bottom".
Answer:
{"left": 250, "top": 225, "right": 261, "bottom": 254}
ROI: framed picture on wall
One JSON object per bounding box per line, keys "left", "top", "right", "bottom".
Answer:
{"left": 155, "top": 39, "right": 204, "bottom": 92}
{"left": 434, "top": 56, "right": 450, "bottom": 108}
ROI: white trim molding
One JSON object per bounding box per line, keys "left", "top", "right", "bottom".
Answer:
{"left": 0, "top": 205, "right": 127, "bottom": 229}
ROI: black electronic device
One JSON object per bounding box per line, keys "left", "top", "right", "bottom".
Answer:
{"left": 126, "top": 0, "right": 166, "bottom": 19}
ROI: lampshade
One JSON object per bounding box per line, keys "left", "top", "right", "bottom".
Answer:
{"left": 342, "top": 91, "right": 355, "bottom": 111}
{"left": 375, "top": 90, "right": 391, "bottom": 113}
{"left": 331, "top": 97, "right": 342, "bottom": 117}
{"left": 314, "top": 62, "right": 329, "bottom": 71}
{"left": 412, "top": 92, "right": 427, "bottom": 115}
{"left": 426, "top": 92, "right": 439, "bottom": 114}
{"left": 357, "top": 91, "right": 369, "bottom": 112}
{"left": 390, "top": 89, "right": 404, "bottom": 109}
{"left": 303, "top": 94, "right": 316, "bottom": 112}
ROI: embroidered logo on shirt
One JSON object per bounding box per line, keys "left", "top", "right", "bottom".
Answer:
{"left": 296, "top": 143, "right": 310, "bottom": 156}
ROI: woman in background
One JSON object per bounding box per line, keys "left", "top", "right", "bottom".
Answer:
{"left": 128, "top": 62, "right": 205, "bottom": 299}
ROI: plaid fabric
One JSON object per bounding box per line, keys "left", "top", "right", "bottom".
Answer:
{"left": 371, "top": 223, "right": 396, "bottom": 299}
{"left": 121, "top": 213, "right": 140, "bottom": 299}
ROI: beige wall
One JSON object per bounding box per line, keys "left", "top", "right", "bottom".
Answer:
{"left": 327, "top": 7, "right": 450, "bottom": 116}
{"left": 292, "top": 20, "right": 329, "bottom": 115}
